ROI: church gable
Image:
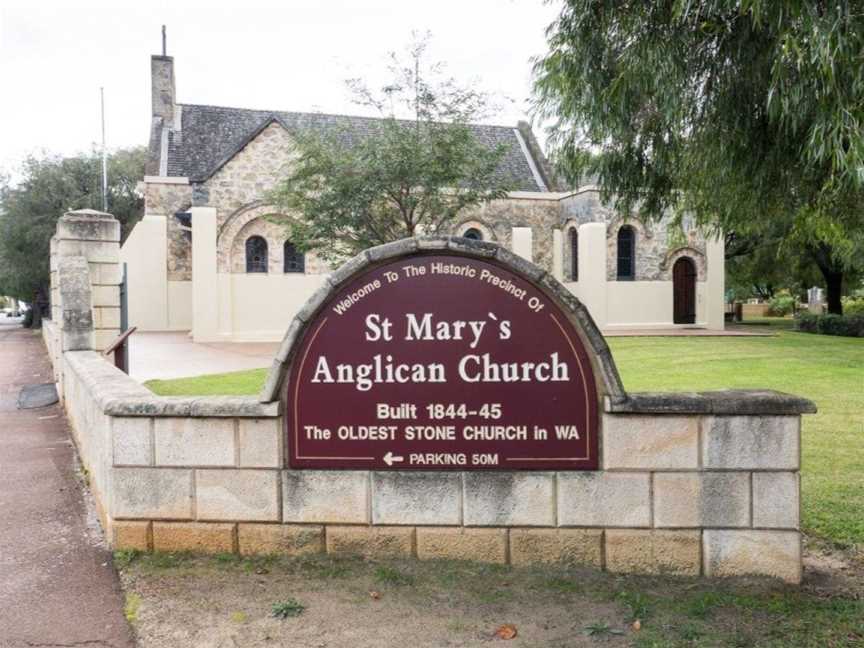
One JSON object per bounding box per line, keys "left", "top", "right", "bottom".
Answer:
{"left": 204, "top": 119, "right": 297, "bottom": 224}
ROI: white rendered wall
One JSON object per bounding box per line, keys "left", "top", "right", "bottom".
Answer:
{"left": 191, "top": 207, "right": 219, "bottom": 342}
{"left": 119, "top": 215, "right": 168, "bottom": 331}
{"left": 219, "top": 273, "right": 328, "bottom": 342}
{"left": 167, "top": 281, "right": 193, "bottom": 330}
{"left": 552, "top": 228, "right": 564, "bottom": 282}
{"left": 574, "top": 222, "right": 608, "bottom": 329}
{"left": 511, "top": 227, "right": 533, "bottom": 262}
{"left": 705, "top": 234, "right": 725, "bottom": 330}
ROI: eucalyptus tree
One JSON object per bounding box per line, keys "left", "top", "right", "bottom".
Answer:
{"left": 534, "top": 1, "right": 864, "bottom": 313}
{"left": 0, "top": 148, "right": 145, "bottom": 326}
{"left": 270, "top": 35, "right": 513, "bottom": 263}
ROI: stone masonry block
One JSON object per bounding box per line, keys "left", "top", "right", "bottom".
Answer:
{"left": 558, "top": 472, "right": 650, "bottom": 527}
{"left": 112, "top": 467, "right": 193, "bottom": 519}
{"left": 153, "top": 522, "right": 236, "bottom": 553}
{"left": 653, "top": 473, "right": 749, "bottom": 528}
{"left": 57, "top": 239, "right": 119, "bottom": 264}
{"left": 94, "top": 329, "right": 121, "bottom": 352}
{"left": 702, "top": 416, "right": 799, "bottom": 469}
{"left": 96, "top": 307, "right": 121, "bottom": 329}
{"left": 372, "top": 472, "right": 461, "bottom": 525}
{"left": 90, "top": 262, "right": 122, "bottom": 286}
{"left": 92, "top": 285, "right": 120, "bottom": 307}
{"left": 603, "top": 415, "right": 699, "bottom": 470}
{"left": 154, "top": 418, "right": 235, "bottom": 466}
{"left": 238, "top": 524, "right": 324, "bottom": 556}
{"left": 111, "top": 520, "right": 151, "bottom": 551}
{"left": 753, "top": 472, "right": 799, "bottom": 529}
{"left": 238, "top": 418, "right": 280, "bottom": 468}
{"left": 606, "top": 530, "right": 701, "bottom": 576}
{"left": 463, "top": 472, "right": 554, "bottom": 526}
{"left": 703, "top": 530, "right": 801, "bottom": 583}
{"left": 326, "top": 526, "right": 414, "bottom": 559}
{"left": 58, "top": 210, "right": 120, "bottom": 242}
{"left": 196, "top": 469, "right": 279, "bottom": 521}
{"left": 416, "top": 528, "right": 507, "bottom": 563}
{"left": 283, "top": 471, "right": 369, "bottom": 524}
{"left": 112, "top": 417, "right": 152, "bottom": 466}
{"left": 509, "top": 529, "right": 603, "bottom": 567}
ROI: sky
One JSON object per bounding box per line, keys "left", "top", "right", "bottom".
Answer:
{"left": 0, "top": 0, "right": 561, "bottom": 176}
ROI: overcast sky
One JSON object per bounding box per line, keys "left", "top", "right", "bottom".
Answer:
{"left": 0, "top": 0, "right": 561, "bottom": 176}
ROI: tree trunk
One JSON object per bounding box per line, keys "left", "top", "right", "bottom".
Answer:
{"left": 28, "top": 286, "right": 47, "bottom": 329}
{"left": 822, "top": 271, "right": 843, "bottom": 315}
{"left": 809, "top": 244, "right": 844, "bottom": 315}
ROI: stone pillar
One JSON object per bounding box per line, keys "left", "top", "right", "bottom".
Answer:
{"left": 511, "top": 227, "right": 533, "bottom": 262}
{"left": 578, "top": 222, "right": 608, "bottom": 330}
{"left": 552, "top": 228, "right": 564, "bottom": 282}
{"left": 191, "top": 207, "right": 219, "bottom": 342}
{"left": 54, "top": 209, "right": 122, "bottom": 352}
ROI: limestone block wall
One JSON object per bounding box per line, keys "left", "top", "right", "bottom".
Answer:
{"left": 48, "top": 236, "right": 806, "bottom": 583}
{"left": 55, "top": 347, "right": 811, "bottom": 583}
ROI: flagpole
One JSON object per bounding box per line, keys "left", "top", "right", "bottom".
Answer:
{"left": 101, "top": 87, "right": 108, "bottom": 212}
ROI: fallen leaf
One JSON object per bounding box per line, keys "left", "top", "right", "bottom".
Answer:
{"left": 494, "top": 624, "right": 518, "bottom": 640}
{"left": 369, "top": 590, "right": 381, "bottom": 600}
{"left": 632, "top": 619, "right": 642, "bottom": 631}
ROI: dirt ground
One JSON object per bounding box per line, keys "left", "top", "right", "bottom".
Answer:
{"left": 116, "top": 541, "right": 864, "bottom": 648}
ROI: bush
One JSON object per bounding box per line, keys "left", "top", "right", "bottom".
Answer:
{"left": 795, "top": 312, "right": 819, "bottom": 333}
{"left": 768, "top": 292, "right": 796, "bottom": 316}
{"left": 842, "top": 297, "right": 864, "bottom": 316}
{"left": 796, "top": 312, "right": 864, "bottom": 337}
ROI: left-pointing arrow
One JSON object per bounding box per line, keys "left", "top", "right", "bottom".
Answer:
{"left": 383, "top": 451, "right": 405, "bottom": 466}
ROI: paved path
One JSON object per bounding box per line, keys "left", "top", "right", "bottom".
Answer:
{"left": 0, "top": 323, "right": 135, "bottom": 647}
{"left": 129, "top": 331, "right": 277, "bottom": 382}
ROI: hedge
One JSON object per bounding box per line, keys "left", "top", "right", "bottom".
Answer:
{"left": 795, "top": 312, "right": 864, "bottom": 337}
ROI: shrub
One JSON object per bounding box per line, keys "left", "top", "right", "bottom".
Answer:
{"left": 795, "top": 312, "right": 819, "bottom": 333}
{"left": 796, "top": 312, "right": 864, "bottom": 337}
{"left": 842, "top": 297, "right": 864, "bottom": 316}
{"left": 768, "top": 292, "right": 796, "bottom": 316}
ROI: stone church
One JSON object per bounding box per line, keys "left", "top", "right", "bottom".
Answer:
{"left": 121, "top": 53, "right": 724, "bottom": 342}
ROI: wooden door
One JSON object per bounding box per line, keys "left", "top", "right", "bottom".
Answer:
{"left": 673, "top": 257, "right": 696, "bottom": 324}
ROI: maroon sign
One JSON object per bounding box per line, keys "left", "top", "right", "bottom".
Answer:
{"left": 285, "top": 255, "right": 599, "bottom": 470}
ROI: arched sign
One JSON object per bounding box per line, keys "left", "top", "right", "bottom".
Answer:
{"left": 285, "top": 253, "right": 599, "bottom": 470}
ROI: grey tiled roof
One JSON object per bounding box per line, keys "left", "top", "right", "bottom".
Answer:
{"left": 162, "top": 104, "right": 548, "bottom": 191}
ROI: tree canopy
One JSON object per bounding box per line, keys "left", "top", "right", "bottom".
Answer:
{"left": 270, "top": 35, "right": 513, "bottom": 262}
{"left": 0, "top": 147, "right": 145, "bottom": 319}
{"left": 533, "top": 0, "right": 864, "bottom": 313}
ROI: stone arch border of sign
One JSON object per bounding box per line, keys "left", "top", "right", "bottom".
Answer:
{"left": 259, "top": 235, "right": 626, "bottom": 406}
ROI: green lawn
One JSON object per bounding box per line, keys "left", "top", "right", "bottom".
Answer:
{"left": 145, "top": 319, "right": 864, "bottom": 550}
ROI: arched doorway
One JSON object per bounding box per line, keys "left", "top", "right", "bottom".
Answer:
{"left": 673, "top": 257, "right": 697, "bottom": 324}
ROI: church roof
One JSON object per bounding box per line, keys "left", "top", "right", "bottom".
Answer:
{"left": 156, "top": 103, "right": 554, "bottom": 192}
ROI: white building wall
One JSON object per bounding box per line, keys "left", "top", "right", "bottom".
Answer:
{"left": 120, "top": 215, "right": 169, "bottom": 331}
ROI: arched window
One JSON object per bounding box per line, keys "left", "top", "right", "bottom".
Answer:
{"left": 616, "top": 225, "right": 635, "bottom": 280}
{"left": 284, "top": 241, "right": 305, "bottom": 273}
{"left": 245, "top": 236, "right": 268, "bottom": 273}
{"left": 463, "top": 227, "right": 483, "bottom": 241}
{"left": 569, "top": 228, "right": 579, "bottom": 281}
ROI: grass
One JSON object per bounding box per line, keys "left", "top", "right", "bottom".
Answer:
{"left": 144, "top": 318, "right": 864, "bottom": 550}
{"left": 144, "top": 368, "right": 267, "bottom": 396}
{"left": 271, "top": 599, "right": 305, "bottom": 619}
{"left": 116, "top": 551, "right": 864, "bottom": 647}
